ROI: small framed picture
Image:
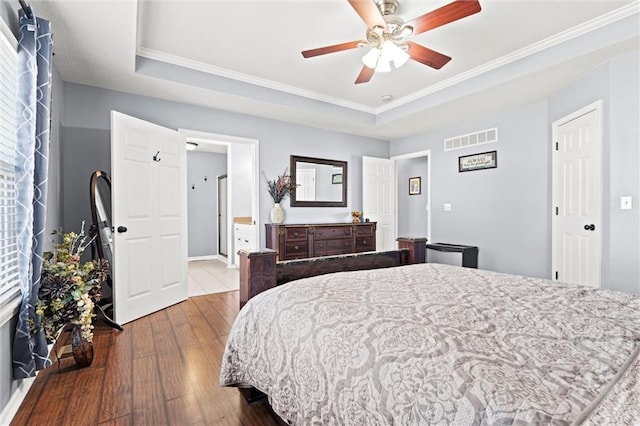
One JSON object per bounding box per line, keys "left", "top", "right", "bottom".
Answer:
{"left": 409, "top": 177, "right": 421, "bottom": 195}
{"left": 332, "top": 173, "right": 342, "bottom": 184}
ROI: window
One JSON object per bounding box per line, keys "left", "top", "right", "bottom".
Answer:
{"left": 0, "top": 22, "right": 20, "bottom": 307}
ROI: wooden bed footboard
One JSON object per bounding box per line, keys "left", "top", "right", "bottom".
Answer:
{"left": 238, "top": 237, "right": 427, "bottom": 309}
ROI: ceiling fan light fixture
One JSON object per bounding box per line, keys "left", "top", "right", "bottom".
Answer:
{"left": 380, "top": 40, "right": 409, "bottom": 69}
{"left": 399, "top": 25, "right": 413, "bottom": 37}
{"left": 362, "top": 47, "right": 381, "bottom": 69}
{"left": 362, "top": 40, "right": 409, "bottom": 72}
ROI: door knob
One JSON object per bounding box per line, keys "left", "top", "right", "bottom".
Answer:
{"left": 117, "top": 226, "right": 128, "bottom": 233}
{"left": 584, "top": 224, "right": 595, "bottom": 231}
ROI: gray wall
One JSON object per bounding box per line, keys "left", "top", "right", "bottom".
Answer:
{"left": 61, "top": 83, "right": 389, "bottom": 247}
{"left": 397, "top": 156, "right": 428, "bottom": 238}
{"left": 391, "top": 50, "right": 640, "bottom": 293}
{"left": 187, "top": 151, "right": 226, "bottom": 258}
{"left": 392, "top": 101, "right": 549, "bottom": 279}
{"left": 60, "top": 127, "right": 110, "bottom": 235}
{"left": 548, "top": 50, "right": 640, "bottom": 294}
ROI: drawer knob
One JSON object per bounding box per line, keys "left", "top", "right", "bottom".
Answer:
{"left": 362, "top": 240, "right": 367, "bottom": 245}
{"left": 294, "top": 232, "right": 298, "bottom": 236}
{"left": 294, "top": 245, "right": 299, "bottom": 250}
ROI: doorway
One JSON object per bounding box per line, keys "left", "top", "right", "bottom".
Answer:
{"left": 391, "top": 150, "right": 432, "bottom": 244}
{"left": 552, "top": 100, "right": 603, "bottom": 287}
{"left": 180, "top": 129, "right": 259, "bottom": 267}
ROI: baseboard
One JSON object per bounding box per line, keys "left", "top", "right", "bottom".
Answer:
{"left": 187, "top": 255, "right": 218, "bottom": 262}
{"left": 0, "top": 376, "right": 36, "bottom": 425}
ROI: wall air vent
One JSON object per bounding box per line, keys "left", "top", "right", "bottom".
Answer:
{"left": 444, "top": 127, "right": 498, "bottom": 152}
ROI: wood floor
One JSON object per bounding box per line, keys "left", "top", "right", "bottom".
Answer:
{"left": 11, "top": 291, "right": 285, "bottom": 426}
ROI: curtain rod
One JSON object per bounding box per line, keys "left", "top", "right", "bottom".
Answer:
{"left": 18, "top": 0, "right": 33, "bottom": 19}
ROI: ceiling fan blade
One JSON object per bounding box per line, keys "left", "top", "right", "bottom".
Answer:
{"left": 406, "top": 0, "right": 481, "bottom": 36}
{"left": 355, "top": 65, "right": 375, "bottom": 84}
{"left": 301, "top": 40, "right": 362, "bottom": 58}
{"left": 407, "top": 42, "right": 452, "bottom": 70}
{"left": 348, "top": 0, "right": 387, "bottom": 30}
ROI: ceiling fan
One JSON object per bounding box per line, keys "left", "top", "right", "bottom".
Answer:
{"left": 301, "top": 0, "right": 481, "bottom": 84}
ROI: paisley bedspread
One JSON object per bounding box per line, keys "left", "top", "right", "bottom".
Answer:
{"left": 220, "top": 263, "right": 640, "bottom": 425}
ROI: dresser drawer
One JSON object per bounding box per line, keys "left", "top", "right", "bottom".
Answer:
{"left": 314, "top": 226, "right": 352, "bottom": 240}
{"left": 355, "top": 237, "right": 375, "bottom": 252}
{"left": 284, "top": 227, "right": 308, "bottom": 241}
{"left": 356, "top": 225, "right": 375, "bottom": 237}
{"left": 315, "top": 239, "right": 353, "bottom": 252}
{"left": 284, "top": 241, "right": 309, "bottom": 259}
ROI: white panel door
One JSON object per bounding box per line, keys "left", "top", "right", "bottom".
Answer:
{"left": 111, "top": 111, "right": 188, "bottom": 324}
{"left": 362, "top": 156, "right": 395, "bottom": 251}
{"left": 296, "top": 168, "right": 316, "bottom": 201}
{"left": 552, "top": 102, "right": 602, "bottom": 288}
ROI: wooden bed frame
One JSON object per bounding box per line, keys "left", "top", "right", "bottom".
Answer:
{"left": 236, "top": 237, "right": 427, "bottom": 402}
{"left": 238, "top": 237, "right": 427, "bottom": 308}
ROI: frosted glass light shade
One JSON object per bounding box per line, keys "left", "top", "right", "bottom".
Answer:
{"left": 362, "top": 48, "right": 380, "bottom": 69}
{"left": 381, "top": 40, "right": 409, "bottom": 68}
{"left": 361, "top": 41, "right": 409, "bottom": 73}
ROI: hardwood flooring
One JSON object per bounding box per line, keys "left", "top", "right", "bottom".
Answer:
{"left": 11, "top": 291, "right": 285, "bottom": 426}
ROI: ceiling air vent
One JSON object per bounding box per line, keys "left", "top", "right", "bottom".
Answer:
{"left": 444, "top": 127, "right": 498, "bottom": 152}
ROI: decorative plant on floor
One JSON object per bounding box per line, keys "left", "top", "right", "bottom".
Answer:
{"left": 34, "top": 223, "right": 109, "bottom": 345}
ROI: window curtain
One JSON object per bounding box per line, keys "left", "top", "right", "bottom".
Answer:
{"left": 12, "top": 8, "right": 53, "bottom": 379}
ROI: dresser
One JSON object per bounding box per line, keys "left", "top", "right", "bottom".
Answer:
{"left": 265, "top": 222, "right": 376, "bottom": 261}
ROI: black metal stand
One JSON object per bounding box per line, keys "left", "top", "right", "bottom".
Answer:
{"left": 90, "top": 223, "right": 123, "bottom": 331}
{"left": 426, "top": 243, "right": 478, "bottom": 268}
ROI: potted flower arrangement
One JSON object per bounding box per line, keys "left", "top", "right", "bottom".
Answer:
{"left": 264, "top": 168, "right": 297, "bottom": 223}
{"left": 35, "top": 223, "right": 108, "bottom": 367}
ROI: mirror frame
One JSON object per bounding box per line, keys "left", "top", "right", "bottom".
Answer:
{"left": 290, "top": 155, "right": 348, "bottom": 207}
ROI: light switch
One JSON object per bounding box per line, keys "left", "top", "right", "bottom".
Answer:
{"left": 444, "top": 203, "right": 452, "bottom": 212}
{"left": 621, "top": 196, "right": 632, "bottom": 210}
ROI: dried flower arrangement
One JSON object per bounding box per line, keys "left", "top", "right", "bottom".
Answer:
{"left": 34, "top": 223, "right": 108, "bottom": 343}
{"left": 264, "top": 168, "right": 297, "bottom": 203}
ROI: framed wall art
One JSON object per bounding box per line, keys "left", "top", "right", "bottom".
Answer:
{"left": 409, "top": 177, "right": 421, "bottom": 195}
{"left": 459, "top": 151, "right": 497, "bottom": 172}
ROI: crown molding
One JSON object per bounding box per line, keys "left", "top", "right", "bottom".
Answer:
{"left": 136, "top": 47, "right": 376, "bottom": 114}
{"left": 375, "top": 2, "right": 640, "bottom": 114}
{"left": 136, "top": 2, "right": 637, "bottom": 118}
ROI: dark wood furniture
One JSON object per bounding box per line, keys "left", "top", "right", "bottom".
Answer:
{"left": 265, "top": 222, "right": 376, "bottom": 261}
{"left": 426, "top": 242, "right": 478, "bottom": 268}
{"left": 239, "top": 237, "right": 427, "bottom": 309}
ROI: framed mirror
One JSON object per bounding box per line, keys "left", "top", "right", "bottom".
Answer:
{"left": 290, "top": 155, "right": 347, "bottom": 207}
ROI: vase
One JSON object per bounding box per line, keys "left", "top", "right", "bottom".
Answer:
{"left": 270, "top": 203, "right": 285, "bottom": 224}
{"left": 71, "top": 325, "right": 94, "bottom": 368}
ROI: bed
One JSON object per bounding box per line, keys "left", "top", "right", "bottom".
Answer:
{"left": 220, "top": 242, "right": 640, "bottom": 425}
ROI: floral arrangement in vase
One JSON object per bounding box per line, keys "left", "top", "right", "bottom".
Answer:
{"left": 264, "top": 168, "right": 297, "bottom": 204}
{"left": 35, "top": 223, "right": 108, "bottom": 344}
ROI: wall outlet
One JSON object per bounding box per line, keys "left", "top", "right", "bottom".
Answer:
{"left": 621, "top": 196, "right": 632, "bottom": 210}
{"left": 444, "top": 203, "right": 452, "bottom": 212}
